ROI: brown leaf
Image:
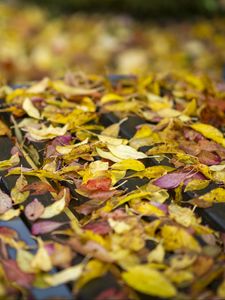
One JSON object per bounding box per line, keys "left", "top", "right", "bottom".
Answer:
{"left": 22, "top": 181, "right": 56, "bottom": 195}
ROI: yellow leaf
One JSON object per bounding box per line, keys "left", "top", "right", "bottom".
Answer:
{"left": 111, "top": 159, "right": 145, "bottom": 171}
{"left": 148, "top": 101, "right": 171, "bottom": 112}
{"left": 161, "top": 225, "right": 201, "bottom": 252}
{"left": 40, "top": 190, "right": 66, "bottom": 219}
{"left": 26, "top": 124, "right": 68, "bottom": 141}
{"left": 27, "top": 77, "right": 50, "bottom": 93}
{"left": 108, "top": 218, "right": 131, "bottom": 234}
{"left": 135, "top": 165, "right": 174, "bottom": 179}
{"left": 31, "top": 239, "right": 52, "bottom": 272}
{"left": 11, "top": 175, "right": 29, "bottom": 204}
{"left": 115, "top": 191, "right": 153, "bottom": 209}
{"left": 101, "top": 123, "right": 120, "bottom": 137}
{"left": 209, "top": 165, "right": 225, "bottom": 172}
{"left": 147, "top": 244, "right": 165, "bottom": 263}
{"left": 190, "top": 123, "right": 225, "bottom": 147}
{"left": 130, "top": 201, "right": 166, "bottom": 217}
{"left": 107, "top": 144, "right": 147, "bottom": 160}
{"left": 0, "top": 208, "right": 20, "bottom": 220}
{"left": 168, "top": 204, "right": 199, "bottom": 227}
{"left": 75, "top": 260, "right": 108, "bottom": 291}
{"left": 110, "top": 169, "right": 126, "bottom": 185}
{"left": 98, "top": 134, "right": 127, "bottom": 146}
{"left": 165, "top": 269, "right": 193, "bottom": 285}
{"left": 56, "top": 138, "right": 89, "bottom": 155}
{"left": 100, "top": 93, "right": 124, "bottom": 104}
{"left": 199, "top": 188, "right": 225, "bottom": 202}
{"left": 44, "top": 263, "right": 84, "bottom": 286}
{"left": 218, "top": 280, "right": 225, "bottom": 298}
{"left": 8, "top": 168, "right": 67, "bottom": 181}
{"left": 17, "top": 249, "right": 35, "bottom": 273}
{"left": 184, "top": 179, "right": 209, "bottom": 192}
{"left": 0, "top": 153, "right": 20, "bottom": 171}
{"left": 183, "top": 98, "right": 197, "bottom": 116}
{"left": 104, "top": 101, "right": 137, "bottom": 112}
{"left": 213, "top": 171, "right": 225, "bottom": 184}
{"left": 22, "top": 98, "right": 41, "bottom": 119}
{"left": 96, "top": 147, "right": 121, "bottom": 163}
{"left": 0, "top": 119, "right": 10, "bottom": 136}
{"left": 122, "top": 265, "right": 176, "bottom": 298}
{"left": 51, "top": 80, "right": 97, "bottom": 96}
{"left": 157, "top": 108, "right": 180, "bottom": 118}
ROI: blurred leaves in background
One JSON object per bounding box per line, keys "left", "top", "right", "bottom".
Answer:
{"left": 0, "top": 2, "right": 225, "bottom": 82}
{"left": 18, "top": 0, "right": 224, "bottom": 18}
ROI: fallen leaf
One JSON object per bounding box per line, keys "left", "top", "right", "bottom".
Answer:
{"left": 31, "top": 221, "right": 65, "bottom": 235}
{"left": 22, "top": 98, "right": 41, "bottom": 119}
{"left": 122, "top": 265, "right": 176, "bottom": 298}
{"left": 40, "top": 190, "right": 66, "bottom": 219}
{"left": 0, "top": 190, "right": 12, "bottom": 214}
{"left": 107, "top": 144, "right": 147, "bottom": 160}
{"left": 24, "top": 198, "right": 44, "bottom": 221}
{"left": 111, "top": 159, "right": 145, "bottom": 171}
{"left": 44, "top": 263, "right": 84, "bottom": 286}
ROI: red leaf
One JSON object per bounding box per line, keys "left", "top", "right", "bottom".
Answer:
{"left": 88, "top": 190, "right": 117, "bottom": 201}
{"left": 2, "top": 259, "right": 34, "bottom": 288}
{"left": 81, "top": 177, "right": 111, "bottom": 192}
{"left": 0, "top": 226, "right": 18, "bottom": 239}
{"left": 24, "top": 198, "right": 44, "bottom": 221}
{"left": 83, "top": 221, "right": 111, "bottom": 235}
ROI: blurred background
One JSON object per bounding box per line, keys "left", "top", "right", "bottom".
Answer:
{"left": 1, "top": 0, "right": 225, "bottom": 82}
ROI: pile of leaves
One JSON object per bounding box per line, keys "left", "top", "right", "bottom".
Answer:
{"left": 0, "top": 72, "right": 225, "bottom": 299}
{"left": 1, "top": 3, "right": 225, "bottom": 82}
